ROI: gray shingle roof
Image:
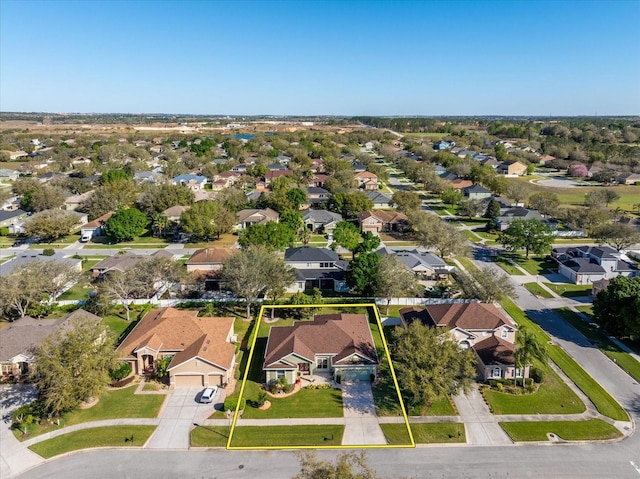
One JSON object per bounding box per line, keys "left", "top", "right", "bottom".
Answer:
{"left": 285, "top": 246, "right": 339, "bottom": 262}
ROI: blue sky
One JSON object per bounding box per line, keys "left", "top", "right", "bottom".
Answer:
{"left": 1, "top": 0, "right": 639, "bottom": 116}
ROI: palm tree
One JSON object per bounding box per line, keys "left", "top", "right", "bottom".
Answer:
{"left": 152, "top": 214, "right": 170, "bottom": 238}
{"left": 514, "top": 328, "right": 547, "bottom": 387}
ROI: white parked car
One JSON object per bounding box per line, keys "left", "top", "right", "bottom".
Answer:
{"left": 200, "top": 386, "right": 218, "bottom": 404}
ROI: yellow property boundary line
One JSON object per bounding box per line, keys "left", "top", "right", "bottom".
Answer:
{"left": 226, "top": 302, "right": 415, "bottom": 450}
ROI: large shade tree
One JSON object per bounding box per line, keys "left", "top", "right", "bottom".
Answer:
{"left": 500, "top": 219, "right": 554, "bottom": 258}
{"left": 593, "top": 276, "right": 640, "bottom": 338}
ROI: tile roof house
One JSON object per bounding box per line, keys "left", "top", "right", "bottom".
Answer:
{"left": 301, "top": 209, "right": 342, "bottom": 234}
{"left": 0, "top": 309, "right": 101, "bottom": 379}
{"left": 376, "top": 247, "right": 455, "bottom": 280}
{"left": 236, "top": 208, "right": 280, "bottom": 231}
{"left": 116, "top": 307, "right": 236, "bottom": 388}
{"left": 356, "top": 210, "right": 410, "bottom": 235}
{"left": 263, "top": 313, "right": 379, "bottom": 384}
{"left": 354, "top": 171, "right": 379, "bottom": 191}
{"left": 552, "top": 246, "right": 639, "bottom": 285}
{"left": 399, "top": 303, "right": 525, "bottom": 381}
{"left": 284, "top": 246, "right": 350, "bottom": 293}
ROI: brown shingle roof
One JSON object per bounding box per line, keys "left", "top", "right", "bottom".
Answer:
{"left": 398, "top": 307, "right": 436, "bottom": 328}
{"left": 186, "top": 248, "right": 237, "bottom": 266}
{"left": 117, "top": 308, "right": 235, "bottom": 371}
{"left": 82, "top": 211, "right": 114, "bottom": 228}
{"left": 424, "top": 303, "right": 512, "bottom": 331}
{"left": 474, "top": 336, "right": 515, "bottom": 366}
{"left": 357, "top": 210, "right": 409, "bottom": 224}
{"left": 263, "top": 314, "right": 378, "bottom": 370}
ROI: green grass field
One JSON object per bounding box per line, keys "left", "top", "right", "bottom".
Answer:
{"left": 28, "top": 426, "right": 156, "bottom": 458}
{"left": 544, "top": 283, "right": 592, "bottom": 298}
{"left": 242, "top": 388, "right": 344, "bottom": 419}
{"left": 500, "top": 419, "right": 622, "bottom": 442}
{"left": 229, "top": 425, "right": 344, "bottom": 447}
{"left": 380, "top": 423, "right": 465, "bottom": 445}
{"left": 16, "top": 386, "right": 165, "bottom": 441}
{"left": 523, "top": 282, "right": 554, "bottom": 298}
{"left": 495, "top": 256, "right": 525, "bottom": 275}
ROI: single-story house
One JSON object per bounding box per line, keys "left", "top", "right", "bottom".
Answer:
{"left": 0, "top": 251, "right": 82, "bottom": 277}
{"left": 91, "top": 249, "right": 174, "bottom": 279}
{"left": 301, "top": 209, "right": 342, "bottom": 234}
{"left": 495, "top": 208, "right": 544, "bottom": 231}
{"left": 161, "top": 205, "right": 190, "bottom": 223}
{"left": 284, "top": 246, "right": 350, "bottom": 292}
{"left": 0, "top": 168, "right": 20, "bottom": 181}
{"left": 0, "top": 208, "right": 28, "bottom": 228}
{"left": 365, "top": 191, "right": 393, "bottom": 209}
{"left": 433, "top": 140, "right": 455, "bottom": 151}
{"left": 0, "top": 309, "right": 101, "bottom": 379}
{"left": 263, "top": 313, "right": 379, "bottom": 384}
{"left": 617, "top": 173, "right": 640, "bottom": 185}
{"left": 356, "top": 210, "right": 410, "bottom": 235}
{"left": 117, "top": 307, "right": 236, "bottom": 388}
{"left": 399, "top": 303, "right": 525, "bottom": 382}
{"left": 80, "top": 211, "right": 114, "bottom": 240}
{"left": 376, "top": 247, "right": 455, "bottom": 280}
{"left": 171, "top": 174, "right": 208, "bottom": 191}
{"left": 236, "top": 208, "right": 280, "bottom": 231}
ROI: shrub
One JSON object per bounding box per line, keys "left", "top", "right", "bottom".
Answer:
{"left": 530, "top": 367, "right": 545, "bottom": 384}
{"left": 154, "top": 356, "right": 173, "bottom": 379}
{"left": 109, "top": 361, "right": 132, "bottom": 381}
{"left": 223, "top": 397, "right": 246, "bottom": 412}
{"left": 336, "top": 374, "right": 342, "bottom": 384}
{"left": 42, "top": 248, "right": 55, "bottom": 256}
{"left": 254, "top": 391, "right": 267, "bottom": 408}
{"left": 0, "top": 226, "right": 9, "bottom": 236}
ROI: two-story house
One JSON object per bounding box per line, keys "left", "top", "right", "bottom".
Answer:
{"left": 552, "top": 245, "right": 639, "bottom": 285}
{"left": 376, "top": 247, "right": 455, "bottom": 280}
{"left": 354, "top": 171, "right": 379, "bottom": 191}
{"left": 171, "top": 174, "right": 208, "bottom": 191}
{"left": 284, "top": 246, "right": 350, "bottom": 292}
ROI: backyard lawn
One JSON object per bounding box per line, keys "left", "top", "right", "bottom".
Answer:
{"left": 229, "top": 425, "right": 344, "bottom": 447}
{"left": 29, "top": 426, "right": 156, "bottom": 458}
{"left": 500, "top": 419, "right": 622, "bottom": 442}
{"left": 16, "top": 386, "right": 165, "bottom": 441}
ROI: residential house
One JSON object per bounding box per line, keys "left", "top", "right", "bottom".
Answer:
{"left": 591, "top": 278, "right": 610, "bottom": 296}
{"left": 0, "top": 310, "right": 101, "bottom": 379}
{"left": 495, "top": 208, "right": 545, "bottom": 231}
{"left": 399, "top": 303, "right": 525, "bottom": 381}
{"left": 352, "top": 162, "right": 367, "bottom": 173}
{"left": 356, "top": 210, "right": 410, "bottom": 235}
{"left": 64, "top": 190, "right": 94, "bottom": 211}
{"left": 433, "top": 140, "right": 455, "bottom": 151}
{"left": 449, "top": 178, "right": 474, "bottom": 190}
{"left": 497, "top": 161, "right": 527, "bottom": 176}
{"left": 552, "top": 246, "right": 639, "bottom": 285}
{"left": 263, "top": 313, "right": 379, "bottom": 384}
{"left": 171, "top": 174, "right": 208, "bottom": 191}
{"left": 265, "top": 170, "right": 293, "bottom": 186}
{"left": 284, "top": 246, "right": 350, "bottom": 292}
{"left": 480, "top": 157, "right": 500, "bottom": 169}
{"left": 306, "top": 187, "right": 330, "bottom": 206}
{"left": 0, "top": 208, "right": 27, "bottom": 229}
{"left": 366, "top": 191, "right": 393, "bottom": 209}
{"left": 134, "top": 169, "right": 163, "bottom": 184}
{"left": 617, "top": 173, "right": 640, "bottom": 185}
{"left": 308, "top": 174, "right": 329, "bottom": 188}
{"left": 354, "top": 171, "right": 379, "bottom": 191}
{"left": 236, "top": 208, "right": 280, "bottom": 231}
{"left": 0, "top": 251, "right": 82, "bottom": 277}
{"left": 267, "top": 163, "right": 288, "bottom": 171}
{"left": 80, "top": 211, "right": 114, "bottom": 241}
{"left": 0, "top": 168, "right": 20, "bottom": 181}
{"left": 161, "top": 205, "right": 189, "bottom": 223}
{"left": 376, "top": 247, "right": 455, "bottom": 280}
{"left": 301, "top": 209, "right": 342, "bottom": 235}
{"left": 185, "top": 247, "right": 238, "bottom": 291}
{"left": 462, "top": 184, "right": 493, "bottom": 201}
{"left": 116, "top": 307, "right": 236, "bottom": 388}
{"left": 91, "top": 250, "right": 174, "bottom": 279}
{"left": 538, "top": 154, "right": 555, "bottom": 165}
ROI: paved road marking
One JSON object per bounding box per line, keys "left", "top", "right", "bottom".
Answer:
{"left": 631, "top": 461, "right": 640, "bottom": 475}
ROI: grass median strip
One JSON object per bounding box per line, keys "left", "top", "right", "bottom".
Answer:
{"left": 28, "top": 426, "right": 156, "bottom": 458}
{"left": 229, "top": 425, "right": 344, "bottom": 447}
{"left": 500, "top": 419, "right": 622, "bottom": 442}
{"left": 523, "top": 282, "right": 554, "bottom": 298}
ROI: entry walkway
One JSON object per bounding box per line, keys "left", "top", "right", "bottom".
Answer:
{"left": 340, "top": 381, "right": 387, "bottom": 446}
{"left": 453, "top": 385, "right": 512, "bottom": 445}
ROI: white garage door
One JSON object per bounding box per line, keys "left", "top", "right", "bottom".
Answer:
{"left": 207, "top": 374, "right": 223, "bottom": 387}
{"left": 173, "top": 374, "right": 204, "bottom": 387}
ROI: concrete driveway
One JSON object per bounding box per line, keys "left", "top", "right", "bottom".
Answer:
{"left": 145, "top": 387, "right": 222, "bottom": 449}
{"left": 0, "top": 384, "right": 44, "bottom": 478}
{"left": 341, "top": 381, "right": 387, "bottom": 445}
{"left": 453, "top": 385, "right": 512, "bottom": 445}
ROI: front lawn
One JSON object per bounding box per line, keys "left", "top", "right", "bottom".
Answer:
{"left": 482, "top": 366, "right": 584, "bottom": 415}
{"left": 191, "top": 425, "right": 230, "bottom": 447}
{"left": 495, "top": 256, "right": 525, "bottom": 275}
{"left": 500, "top": 419, "right": 622, "bottom": 442}
{"left": 523, "top": 282, "right": 554, "bottom": 298}
{"left": 543, "top": 283, "right": 592, "bottom": 298}
{"left": 509, "top": 255, "right": 555, "bottom": 275}
{"left": 242, "top": 387, "right": 344, "bottom": 419}
{"left": 28, "top": 426, "right": 156, "bottom": 458}
{"left": 15, "top": 385, "right": 165, "bottom": 441}
{"left": 229, "top": 425, "right": 344, "bottom": 447}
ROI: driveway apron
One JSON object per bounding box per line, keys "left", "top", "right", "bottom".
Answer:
{"left": 341, "top": 381, "right": 387, "bottom": 446}
{"left": 453, "top": 385, "right": 512, "bottom": 445}
{"left": 145, "top": 387, "right": 219, "bottom": 449}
